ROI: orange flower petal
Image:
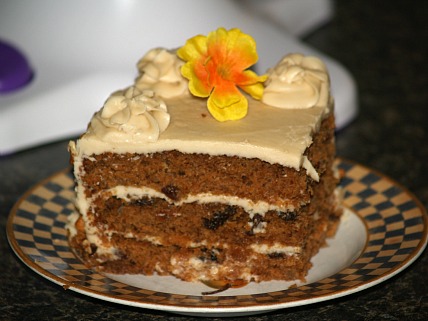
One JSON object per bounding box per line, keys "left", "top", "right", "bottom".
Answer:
{"left": 207, "top": 28, "right": 258, "bottom": 71}
{"left": 208, "top": 86, "right": 248, "bottom": 122}
{"left": 181, "top": 62, "right": 211, "bottom": 97}
{"left": 235, "top": 70, "right": 268, "bottom": 86}
{"left": 210, "top": 81, "right": 241, "bottom": 108}
{"left": 238, "top": 70, "right": 268, "bottom": 99}
{"left": 177, "top": 35, "right": 208, "bottom": 62}
{"left": 240, "top": 82, "right": 265, "bottom": 100}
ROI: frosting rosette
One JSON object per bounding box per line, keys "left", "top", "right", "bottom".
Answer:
{"left": 262, "top": 53, "right": 329, "bottom": 109}
{"left": 135, "top": 48, "right": 188, "bottom": 98}
{"left": 89, "top": 86, "right": 170, "bottom": 143}
{"left": 177, "top": 27, "right": 267, "bottom": 122}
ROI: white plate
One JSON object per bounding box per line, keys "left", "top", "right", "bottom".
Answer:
{"left": 7, "top": 159, "right": 428, "bottom": 317}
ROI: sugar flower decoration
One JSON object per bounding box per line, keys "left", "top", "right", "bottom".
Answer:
{"left": 177, "top": 27, "right": 267, "bottom": 121}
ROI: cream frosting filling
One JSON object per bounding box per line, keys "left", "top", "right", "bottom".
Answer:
{"left": 70, "top": 183, "right": 302, "bottom": 257}
{"left": 250, "top": 243, "right": 301, "bottom": 256}
{"left": 107, "top": 185, "right": 298, "bottom": 215}
{"left": 170, "top": 256, "right": 256, "bottom": 283}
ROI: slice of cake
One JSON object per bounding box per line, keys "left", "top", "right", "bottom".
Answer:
{"left": 68, "top": 28, "right": 342, "bottom": 289}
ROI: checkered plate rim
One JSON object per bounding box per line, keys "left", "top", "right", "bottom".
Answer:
{"left": 6, "top": 158, "right": 428, "bottom": 316}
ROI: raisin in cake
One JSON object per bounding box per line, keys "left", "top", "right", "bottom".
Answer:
{"left": 68, "top": 28, "right": 342, "bottom": 288}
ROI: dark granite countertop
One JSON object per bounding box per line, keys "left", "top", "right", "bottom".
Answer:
{"left": 1, "top": 2, "right": 427, "bottom": 320}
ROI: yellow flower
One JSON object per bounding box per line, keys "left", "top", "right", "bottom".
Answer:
{"left": 177, "top": 28, "right": 267, "bottom": 121}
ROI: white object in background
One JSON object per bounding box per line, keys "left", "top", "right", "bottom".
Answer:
{"left": 240, "top": 0, "right": 334, "bottom": 37}
{"left": 0, "top": 0, "right": 357, "bottom": 154}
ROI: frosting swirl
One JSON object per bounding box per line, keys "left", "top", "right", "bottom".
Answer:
{"left": 89, "top": 86, "right": 170, "bottom": 143}
{"left": 135, "top": 48, "right": 188, "bottom": 98}
{"left": 262, "top": 53, "right": 329, "bottom": 109}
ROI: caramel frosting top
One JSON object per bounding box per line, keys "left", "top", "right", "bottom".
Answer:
{"left": 71, "top": 53, "right": 333, "bottom": 180}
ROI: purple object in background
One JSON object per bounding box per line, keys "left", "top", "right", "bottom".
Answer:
{"left": 0, "top": 40, "right": 33, "bottom": 93}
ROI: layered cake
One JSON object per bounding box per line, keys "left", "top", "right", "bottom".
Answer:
{"left": 68, "top": 28, "right": 342, "bottom": 289}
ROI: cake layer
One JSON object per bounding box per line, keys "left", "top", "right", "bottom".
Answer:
{"left": 80, "top": 152, "right": 312, "bottom": 212}
{"left": 71, "top": 194, "right": 340, "bottom": 283}
{"left": 73, "top": 114, "right": 335, "bottom": 218}
{"left": 70, "top": 188, "right": 341, "bottom": 283}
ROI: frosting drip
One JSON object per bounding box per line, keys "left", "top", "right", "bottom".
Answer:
{"left": 135, "top": 48, "right": 189, "bottom": 98}
{"left": 262, "top": 53, "right": 329, "bottom": 109}
{"left": 89, "top": 87, "right": 170, "bottom": 143}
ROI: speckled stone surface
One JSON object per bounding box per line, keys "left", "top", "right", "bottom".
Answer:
{"left": 1, "top": 2, "right": 427, "bottom": 320}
